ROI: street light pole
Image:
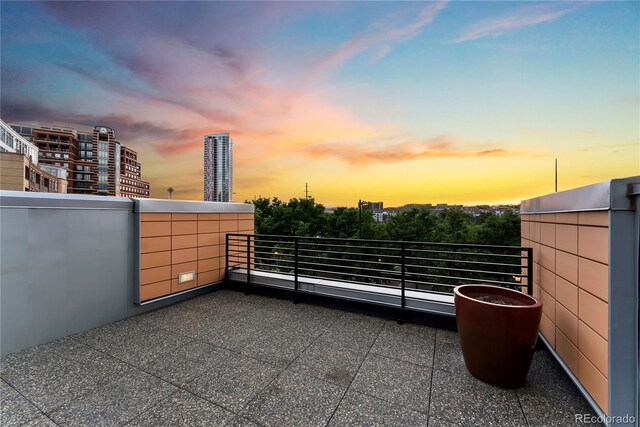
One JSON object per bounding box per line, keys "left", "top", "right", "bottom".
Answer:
{"left": 358, "top": 200, "right": 362, "bottom": 239}
{"left": 358, "top": 200, "right": 370, "bottom": 239}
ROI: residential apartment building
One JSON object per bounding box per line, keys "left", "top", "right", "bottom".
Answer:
{"left": 204, "top": 132, "right": 233, "bottom": 202}
{"left": 120, "top": 145, "right": 150, "bottom": 198}
{"left": 9, "top": 121, "right": 149, "bottom": 198}
{"left": 0, "top": 120, "right": 39, "bottom": 163}
{"left": 0, "top": 152, "right": 67, "bottom": 193}
{"left": 1, "top": 119, "right": 68, "bottom": 193}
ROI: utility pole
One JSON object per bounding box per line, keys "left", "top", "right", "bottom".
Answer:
{"left": 358, "top": 200, "right": 362, "bottom": 239}
{"left": 305, "top": 182, "right": 309, "bottom": 200}
{"left": 555, "top": 159, "right": 558, "bottom": 192}
{"left": 358, "top": 199, "right": 369, "bottom": 239}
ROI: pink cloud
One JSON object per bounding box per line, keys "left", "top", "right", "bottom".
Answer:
{"left": 453, "top": 3, "right": 584, "bottom": 43}
{"left": 311, "top": 2, "right": 447, "bottom": 78}
{"left": 301, "top": 135, "right": 524, "bottom": 165}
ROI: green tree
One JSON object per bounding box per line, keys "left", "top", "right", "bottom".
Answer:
{"left": 474, "top": 209, "right": 521, "bottom": 246}
{"left": 252, "top": 198, "right": 520, "bottom": 246}
{"left": 384, "top": 208, "right": 437, "bottom": 241}
{"left": 434, "top": 208, "right": 475, "bottom": 243}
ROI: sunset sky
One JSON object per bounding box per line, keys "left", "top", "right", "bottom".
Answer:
{"left": 1, "top": 1, "right": 638, "bottom": 206}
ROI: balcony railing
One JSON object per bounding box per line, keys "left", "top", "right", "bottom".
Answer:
{"left": 226, "top": 233, "right": 532, "bottom": 313}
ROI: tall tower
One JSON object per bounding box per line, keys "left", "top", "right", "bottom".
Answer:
{"left": 204, "top": 133, "right": 233, "bottom": 202}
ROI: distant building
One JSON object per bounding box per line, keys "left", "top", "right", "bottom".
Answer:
{"left": 9, "top": 121, "right": 149, "bottom": 197}
{"left": 0, "top": 153, "right": 67, "bottom": 194}
{"left": 1, "top": 120, "right": 39, "bottom": 164}
{"left": 373, "top": 211, "right": 390, "bottom": 223}
{"left": 0, "top": 119, "right": 68, "bottom": 193}
{"left": 370, "top": 201, "right": 384, "bottom": 211}
{"left": 204, "top": 133, "right": 233, "bottom": 202}
{"left": 119, "top": 146, "right": 150, "bottom": 198}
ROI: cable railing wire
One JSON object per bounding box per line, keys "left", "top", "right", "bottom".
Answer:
{"left": 225, "top": 234, "right": 533, "bottom": 306}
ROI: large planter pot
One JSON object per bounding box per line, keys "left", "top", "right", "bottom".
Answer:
{"left": 454, "top": 284, "right": 542, "bottom": 388}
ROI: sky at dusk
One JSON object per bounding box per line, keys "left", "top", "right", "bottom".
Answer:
{"left": 1, "top": 1, "right": 638, "bottom": 206}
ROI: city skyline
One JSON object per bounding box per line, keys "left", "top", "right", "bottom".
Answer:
{"left": 1, "top": 1, "right": 638, "bottom": 206}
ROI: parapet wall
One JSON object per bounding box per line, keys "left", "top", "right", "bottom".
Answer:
{"left": 0, "top": 192, "right": 254, "bottom": 356}
{"left": 520, "top": 177, "right": 639, "bottom": 422}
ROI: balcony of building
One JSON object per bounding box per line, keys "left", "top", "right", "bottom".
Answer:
{"left": 1, "top": 289, "right": 598, "bottom": 426}
{"left": 1, "top": 178, "right": 638, "bottom": 426}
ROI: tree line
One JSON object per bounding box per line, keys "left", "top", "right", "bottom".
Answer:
{"left": 250, "top": 197, "right": 521, "bottom": 247}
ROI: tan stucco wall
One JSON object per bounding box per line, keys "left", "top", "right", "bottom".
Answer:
{"left": 139, "top": 212, "right": 254, "bottom": 302}
{"left": 0, "top": 154, "right": 27, "bottom": 191}
{"left": 521, "top": 211, "right": 609, "bottom": 413}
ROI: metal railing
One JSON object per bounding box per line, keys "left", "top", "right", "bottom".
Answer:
{"left": 226, "top": 234, "right": 533, "bottom": 305}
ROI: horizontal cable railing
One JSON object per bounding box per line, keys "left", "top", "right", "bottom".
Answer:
{"left": 226, "top": 234, "right": 533, "bottom": 306}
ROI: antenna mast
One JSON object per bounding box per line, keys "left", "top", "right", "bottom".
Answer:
{"left": 555, "top": 159, "right": 558, "bottom": 192}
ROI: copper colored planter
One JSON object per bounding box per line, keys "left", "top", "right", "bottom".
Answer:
{"left": 454, "top": 284, "right": 542, "bottom": 388}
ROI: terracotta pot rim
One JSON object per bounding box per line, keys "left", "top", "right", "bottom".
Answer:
{"left": 454, "top": 284, "right": 542, "bottom": 308}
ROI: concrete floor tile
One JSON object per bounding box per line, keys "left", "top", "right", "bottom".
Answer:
{"left": 128, "top": 390, "right": 234, "bottom": 426}
{"left": 433, "top": 329, "right": 467, "bottom": 375}
{"left": 240, "top": 369, "right": 344, "bottom": 427}
{"left": 0, "top": 379, "right": 44, "bottom": 426}
{"left": 318, "top": 313, "right": 384, "bottom": 351}
{"left": 328, "top": 391, "right": 429, "bottom": 427}
{"left": 517, "top": 350, "right": 601, "bottom": 426}
{"left": 49, "top": 371, "right": 176, "bottom": 426}
{"left": 350, "top": 353, "right": 432, "bottom": 413}
{"left": 429, "top": 369, "right": 526, "bottom": 427}
{"left": 185, "top": 353, "right": 280, "bottom": 413}
{"left": 288, "top": 339, "right": 367, "bottom": 387}
{"left": 371, "top": 323, "right": 436, "bottom": 367}
{"left": 224, "top": 415, "right": 261, "bottom": 427}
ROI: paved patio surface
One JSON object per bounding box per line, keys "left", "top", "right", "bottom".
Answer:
{"left": 1, "top": 289, "right": 600, "bottom": 426}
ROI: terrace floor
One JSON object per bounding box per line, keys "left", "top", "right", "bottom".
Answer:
{"left": 1, "top": 288, "right": 599, "bottom": 426}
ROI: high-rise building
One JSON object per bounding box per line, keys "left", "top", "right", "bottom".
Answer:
{"left": 204, "top": 133, "right": 233, "bottom": 202}
{"left": 119, "top": 146, "right": 150, "bottom": 198}
{"left": 9, "top": 121, "right": 149, "bottom": 198}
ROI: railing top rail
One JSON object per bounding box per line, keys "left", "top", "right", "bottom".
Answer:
{"left": 226, "top": 233, "right": 532, "bottom": 251}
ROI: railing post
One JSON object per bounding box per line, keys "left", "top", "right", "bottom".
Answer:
{"left": 401, "top": 242, "right": 406, "bottom": 309}
{"left": 526, "top": 247, "right": 533, "bottom": 295}
{"left": 246, "top": 234, "right": 251, "bottom": 286}
{"left": 294, "top": 237, "right": 299, "bottom": 292}
{"left": 225, "top": 233, "right": 229, "bottom": 281}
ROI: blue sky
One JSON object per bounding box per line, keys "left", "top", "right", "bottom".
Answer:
{"left": 2, "top": 1, "right": 638, "bottom": 205}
